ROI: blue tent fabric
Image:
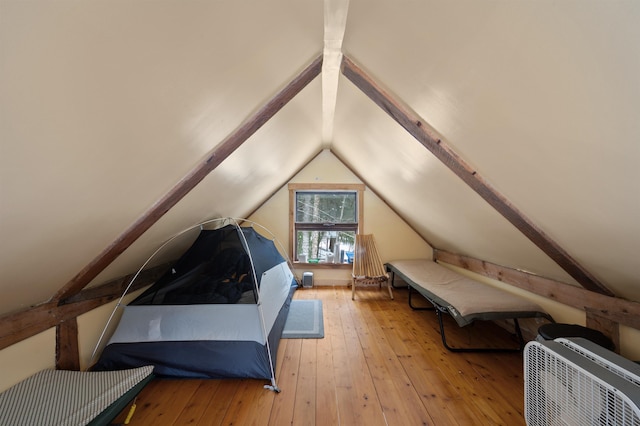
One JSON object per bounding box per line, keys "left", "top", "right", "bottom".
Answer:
{"left": 93, "top": 224, "right": 297, "bottom": 381}
{"left": 131, "top": 225, "right": 287, "bottom": 305}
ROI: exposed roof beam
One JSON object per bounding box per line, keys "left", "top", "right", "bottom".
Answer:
{"left": 0, "top": 262, "right": 171, "bottom": 351}
{"left": 435, "top": 250, "right": 640, "bottom": 332}
{"left": 321, "top": 0, "right": 350, "bottom": 146}
{"left": 341, "top": 55, "right": 613, "bottom": 297}
{"left": 51, "top": 55, "right": 323, "bottom": 302}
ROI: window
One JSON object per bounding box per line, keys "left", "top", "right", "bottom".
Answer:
{"left": 289, "top": 183, "right": 364, "bottom": 264}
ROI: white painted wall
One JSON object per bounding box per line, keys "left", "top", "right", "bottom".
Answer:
{"left": 250, "top": 150, "right": 434, "bottom": 285}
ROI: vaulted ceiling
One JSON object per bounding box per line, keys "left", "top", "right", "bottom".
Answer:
{"left": 1, "top": 0, "right": 639, "bottom": 316}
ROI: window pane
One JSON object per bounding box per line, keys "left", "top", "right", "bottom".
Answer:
{"left": 295, "top": 192, "right": 357, "bottom": 224}
{"left": 296, "top": 230, "right": 356, "bottom": 263}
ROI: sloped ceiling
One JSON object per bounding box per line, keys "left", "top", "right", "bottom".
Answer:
{"left": 0, "top": 0, "right": 324, "bottom": 314}
{"left": 335, "top": 0, "right": 640, "bottom": 297}
{"left": 1, "top": 0, "right": 639, "bottom": 316}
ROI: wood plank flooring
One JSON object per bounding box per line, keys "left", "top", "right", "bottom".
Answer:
{"left": 111, "top": 286, "right": 527, "bottom": 425}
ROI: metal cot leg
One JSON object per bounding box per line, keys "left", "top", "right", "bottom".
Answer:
{"left": 436, "top": 311, "right": 524, "bottom": 353}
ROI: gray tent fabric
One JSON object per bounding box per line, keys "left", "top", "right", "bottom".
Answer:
{"left": 92, "top": 223, "right": 297, "bottom": 387}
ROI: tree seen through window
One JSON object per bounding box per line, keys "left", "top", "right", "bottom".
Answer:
{"left": 295, "top": 191, "right": 358, "bottom": 263}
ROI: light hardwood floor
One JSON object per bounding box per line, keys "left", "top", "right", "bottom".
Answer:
{"left": 112, "top": 285, "right": 528, "bottom": 425}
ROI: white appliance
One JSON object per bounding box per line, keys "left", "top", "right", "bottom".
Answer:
{"left": 524, "top": 337, "right": 640, "bottom": 425}
{"left": 302, "top": 271, "right": 314, "bottom": 288}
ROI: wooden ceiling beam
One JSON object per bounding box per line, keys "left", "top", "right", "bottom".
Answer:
{"left": 341, "top": 55, "right": 613, "bottom": 297}
{"left": 51, "top": 55, "right": 323, "bottom": 302}
{"left": 0, "top": 261, "right": 171, "bottom": 351}
{"left": 434, "top": 249, "right": 640, "bottom": 331}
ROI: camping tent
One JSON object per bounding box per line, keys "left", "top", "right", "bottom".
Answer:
{"left": 92, "top": 221, "right": 298, "bottom": 390}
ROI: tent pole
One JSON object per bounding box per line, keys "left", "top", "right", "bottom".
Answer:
{"left": 234, "top": 219, "right": 281, "bottom": 392}
{"left": 90, "top": 217, "right": 228, "bottom": 364}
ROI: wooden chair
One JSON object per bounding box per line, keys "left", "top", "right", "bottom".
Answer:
{"left": 351, "top": 234, "right": 393, "bottom": 300}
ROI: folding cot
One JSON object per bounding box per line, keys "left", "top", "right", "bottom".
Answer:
{"left": 386, "top": 259, "right": 554, "bottom": 352}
